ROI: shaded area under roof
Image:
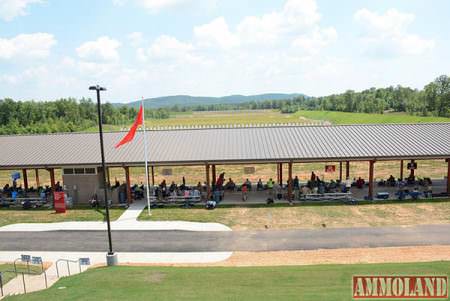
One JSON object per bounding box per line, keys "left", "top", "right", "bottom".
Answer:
{"left": 0, "top": 123, "right": 450, "bottom": 169}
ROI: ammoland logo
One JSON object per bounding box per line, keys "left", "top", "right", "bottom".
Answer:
{"left": 352, "top": 276, "right": 448, "bottom": 299}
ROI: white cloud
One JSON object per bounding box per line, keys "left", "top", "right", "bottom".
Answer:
{"left": 194, "top": 17, "right": 239, "bottom": 49}
{"left": 0, "top": 32, "right": 56, "bottom": 59}
{"left": 0, "top": 0, "right": 43, "bottom": 21}
{"left": 354, "top": 8, "right": 434, "bottom": 57}
{"left": 137, "top": 0, "right": 187, "bottom": 13}
{"left": 292, "top": 27, "right": 337, "bottom": 55}
{"left": 237, "top": 0, "right": 321, "bottom": 45}
{"left": 127, "top": 31, "right": 144, "bottom": 47}
{"left": 112, "top": 0, "right": 126, "bottom": 6}
{"left": 147, "top": 35, "right": 194, "bottom": 60}
{"left": 76, "top": 36, "right": 121, "bottom": 62}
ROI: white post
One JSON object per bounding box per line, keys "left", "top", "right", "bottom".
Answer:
{"left": 141, "top": 98, "right": 152, "bottom": 215}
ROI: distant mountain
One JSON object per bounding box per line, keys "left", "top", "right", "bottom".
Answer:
{"left": 112, "top": 93, "right": 304, "bottom": 109}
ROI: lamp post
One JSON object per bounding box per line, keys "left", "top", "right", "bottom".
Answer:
{"left": 89, "top": 85, "right": 117, "bottom": 266}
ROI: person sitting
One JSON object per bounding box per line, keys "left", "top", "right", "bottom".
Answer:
{"left": 55, "top": 181, "right": 63, "bottom": 192}
{"left": 224, "top": 178, "right": 236, "bottom": 191}
{"left": 196, "top": 181, "right": 203, "bottom": 191}
{"left": 387, "top": 175, "right": 396, "bottom": 186}
{"left": 410, "top": 187, "right": 421, "bottom": 200}
{"left": 356, "top": 177, "right": 365, "bottom": 189}
{"left": 266, "top": 178, "right": 274, "bottom": 190}
{"left": 216, "top": 172, "right": 225, "bottom": 190}
{"left": 257, "top": 179, "right": 264, "bottom": 191}
{"left": 169, "top": 181, "right": 177, "bottom": 192}
{"left": 159, "top": 180, "right": 167, "bottom": 189}
{"left": 244, "top": 178, "right": 252, "bottom": 190}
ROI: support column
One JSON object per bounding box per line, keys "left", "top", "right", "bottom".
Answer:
{"left": 400, "top": 160, "right": 404, "bottom": 180}
{"left": 124, "top": 166, "right": 132, "bottom": 204}
{"left": 151, "top": 166, "right": 155, "bottom": 186}
{"left": 279, "top": 163, "right": 283, "bottom": 185}
{"left": 106, "top": 167, "right": 111, "bottom": 187}
{"left": 288, "top": 162, "right": 293, "bottom": 201}
{"left": 22, "top": 169, "right": 28, "bottom": 191}
{"left": 345, "top": 161, "right": 350, "bottom": 179}
{"left": 212, "top": 165, "right": 216, "bottom": 187}
{"left": 368, "top": 160, "right": 375, "bottom": 200}
{"left": 49, "top": 168, "right": 56, "bottom": 193}
{"left": 35, "top": 169, "right": 40, "bottom": 188}
{"left": 276, "top": 163, "right": 280, "bottom": 184}
{"left": 339, "top": 162, "right": 343, "bottom": 182}
{"left": 446, "top": 159, "right": 450, "bottom": 195}
{"left": 205, "top": 164, "right": 211, "bottom": 197}
{"left": 409, "top": 159, "right": 415, "bottom": 178}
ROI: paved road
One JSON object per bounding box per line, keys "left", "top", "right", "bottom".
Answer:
{"left": 1, "top": 224, "right": 450, "bottom": 252}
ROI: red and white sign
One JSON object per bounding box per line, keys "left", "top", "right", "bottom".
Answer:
{"left": 54, "top": 191, "right": 66, "bottom": 213}
{"left": 353, "top": 275, "right": 448, "bottom": 299}
{"left": 325, "top": 165, "right": 336, "bottom": 173}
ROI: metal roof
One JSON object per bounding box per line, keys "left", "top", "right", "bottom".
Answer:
{"left": 0, "top": 123, "right": 449, "bottom": 168}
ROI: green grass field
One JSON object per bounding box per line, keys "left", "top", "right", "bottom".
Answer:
{"left": 293, "top": 110, "right": 450, "bottom": 124}
{"left": 84, "top": 110, "right": 450, "bottom": 132}
{"left": 0, "top": 207, "right": 125, "bottom": 227}
{"left": 4, "top": 262, "right": 450, "bottom": 301}
{"left": 139, "top": 199, "right": 450, "bottom": 230}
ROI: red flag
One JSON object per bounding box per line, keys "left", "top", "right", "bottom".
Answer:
{"left": 115, "top": 105, "right": 143, "bottom": 148}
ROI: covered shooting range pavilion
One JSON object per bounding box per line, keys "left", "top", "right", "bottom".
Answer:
{"left": 0, "top": 122, "right": 449, "bottom": 204}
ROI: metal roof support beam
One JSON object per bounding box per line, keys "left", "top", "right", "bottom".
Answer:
{"left": 400, "top": 160, "right": 404, "bottom": 180}
{"left": 48, "top": 168, "right": 56, "bottom": 193}
{"left": 345, "top": 161, "right": 350, "bottom": 179}
{"left": 106, "top": 167, "right": 111, "bottom": 187}
{"left": 205, "top": 164, "right": 211, "bottom": 198}
{"left": 212, "top": 165, "right": 216, "bottom": 188}
{"left": 447, "top": 159, "right": 450, "bottom": 195}
{"left": 276, "top": 164, "right": 280, "bottom": 184}
{"left": 35, "top": 169, "right": 40, "bottom": 188}
{"left": 288, "top": 162, "right": 293, "bottom": 202}
{"left": 279, "top": 163, "right": 283, "bottom": 185}
{"left": 409, "top": 159, "right": 415, "bottom": 179}
{"left": 22, "top": 169, "right": 28, "bottom": 192}
{"left": 368, "top": 160, "right": 375, "bottom": 200}
{"left": 151, "top": 166, "right": 155, "bottom": 186}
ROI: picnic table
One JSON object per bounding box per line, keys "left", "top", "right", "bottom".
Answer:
{"left": 0, "top": 196, "right": 48, "bottom": 208}
{"left": 302, "top": 192, "right": 354, "bottom": 204}
{"left": 152, "top": 195, "right": 202, "bottom": 208}
{"left": 376, "top": 192, "right": 390, "bottom": 200}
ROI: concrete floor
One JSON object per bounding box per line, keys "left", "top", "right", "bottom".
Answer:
{"left": 219, "top": 179, "right": 448, "bottom": 204}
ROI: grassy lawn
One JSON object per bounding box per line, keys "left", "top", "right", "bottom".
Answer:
{"left": 0, "top": 264, "right": 43, "bottom": 285}
{"left": 139, "top": 199, "right": 450, "bottom": 230}
{"left": 294, "top": 110, "right": 450, "bottom": 124}
{"left": 5, "top": 262, "right": 450, "bottom": 301}
{"left": 0, "top": 207, "right": 125, "bottom": 227}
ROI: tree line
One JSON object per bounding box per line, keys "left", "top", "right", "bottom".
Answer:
{"left": 164, "top": 75, "right": 449, "bottom": 117}
{"left": 0, "top": 75, "right": 448, "bottom": 135}
{"left": 0, "top": 98, "right": 170, "bottom": 135}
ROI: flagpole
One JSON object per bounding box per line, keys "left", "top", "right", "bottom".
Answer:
{"left": 141, "top": 97, "right": 152, "bottom": 216}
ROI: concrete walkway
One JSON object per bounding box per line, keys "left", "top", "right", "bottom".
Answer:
{"left": 0, "top": 199, "right": 231, "bottom": 232}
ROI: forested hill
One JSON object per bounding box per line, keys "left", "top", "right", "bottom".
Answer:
{"left": 115, "top": 93, "right": 303, "bottom": 109}
{"left": 0, "top": 75, "right": 448, "bottom": 135}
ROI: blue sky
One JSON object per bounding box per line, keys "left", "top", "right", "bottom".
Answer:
{"left": 0, "top": 0, "right": 449, "bottom": 103}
